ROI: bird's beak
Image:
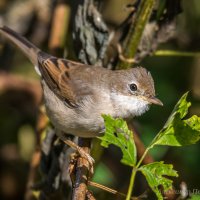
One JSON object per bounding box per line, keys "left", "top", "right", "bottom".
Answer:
{"left": 148, "top": 97, "right": 163, "bottom": 106}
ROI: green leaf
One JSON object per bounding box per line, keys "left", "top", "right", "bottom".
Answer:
{"left": 152, "top": 92, "right": 200, "bottom": 147}
{"left": 98, "top": 115, "right": 137, "bottom": 166}
{"left": 163, "top": 92, "right": 191, "bottom": 129}
{"left": 189, "top": 195, "right": 200, "bottom": 200}
{"left": 139, "top": 162, "right": 178, "bottom": 200}
{"left": 154, "top": 115, "right": 200, "bottom": 146}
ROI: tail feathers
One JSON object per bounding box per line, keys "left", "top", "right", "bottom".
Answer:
{"left": 0, "top": 26, "right": 40, "bottom": 66}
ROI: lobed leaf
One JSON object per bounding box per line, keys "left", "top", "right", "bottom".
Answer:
{"left": 152, "top": 92, "right": 200, "bottom": 147}
{"left": 98, "top": 115, "right": 137, "bottom": 166}
{"left": 154, "top": 115, "right": 200, "bottom": 146}
{"left": 139, "top": 162, "right": 178, "bottom": 200}
{"left": 163, "top": 92, "right": 191, "bottom": 129}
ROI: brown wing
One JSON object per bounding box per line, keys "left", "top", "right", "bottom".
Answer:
{"left": 37, "top": 52, "right": 89, "bottom": 108}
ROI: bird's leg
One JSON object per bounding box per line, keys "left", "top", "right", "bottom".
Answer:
{"left": 68, "top": 152, "right": 78, "bottom": 185}
{"left": 60, "top": 135, "right": 95, "bottom": 166}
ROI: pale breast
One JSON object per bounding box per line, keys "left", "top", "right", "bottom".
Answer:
{"left": 110, "top": 92, "right": 150, "bottom": 118}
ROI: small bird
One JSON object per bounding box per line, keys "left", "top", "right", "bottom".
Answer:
{"left": 0, "top": 26, "right": 162, "bottom": 162}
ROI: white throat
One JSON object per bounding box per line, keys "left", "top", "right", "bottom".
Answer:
{"left": 111, "top": 93, "right": 150, "bottom": 118}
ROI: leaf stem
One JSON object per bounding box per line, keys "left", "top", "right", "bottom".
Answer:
{"left": 136, "top": 147, "right": 151, "bottom": 168}
{"left": 154, "top": 50, "right": 200, "bottom": 57}
{"left": 136, "top": 132, "right": 162, "bottom": 168}
{"left": 126, "top": 167, "right": 137, "bottom": 200}
{"left": 126, "top": 133, "right": 156, "bottom": 199}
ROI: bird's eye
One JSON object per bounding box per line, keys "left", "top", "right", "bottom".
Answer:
{"left": 129, "top": 83, "right": 137, "bottom": 92}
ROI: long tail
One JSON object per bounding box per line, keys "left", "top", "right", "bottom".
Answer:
{"left": 0, "top": 26, "right": 40, "bottom": 66}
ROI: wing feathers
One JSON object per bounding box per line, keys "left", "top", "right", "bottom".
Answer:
{"left": 39, "top": 57, "right": 78, "bottom": 108}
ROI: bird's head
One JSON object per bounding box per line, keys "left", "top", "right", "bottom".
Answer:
{"left": 110, "top": 67, "right": 163, "bottom": 118}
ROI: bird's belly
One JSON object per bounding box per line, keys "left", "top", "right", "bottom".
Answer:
{"left": 47, "top": 105, "right": 106, "bottom": 138}
{"left": 46, "top": 105, "right": 104, "bottom": 138}
{"left": 42, "top": 81, "right": 104, "bottom": 137}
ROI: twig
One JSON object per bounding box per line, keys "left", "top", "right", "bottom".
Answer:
{"left": 117, "top": 44, "right": 135, "bottom": 64}
{"left": 154, "top": 50, "right": 200, "bottom": 57}
{"left": 72, "top": 138, "right": 92, "bottom": 200}
{"left": 88, "top": 181, "right": 139, "bottom": 200}
{"left": 118, "top": 0, "right": 155, "bottom": 69}
{"left": 86, "top": 190, "right": 96, "bottom": 200}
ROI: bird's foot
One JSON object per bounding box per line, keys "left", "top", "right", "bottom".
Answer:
{"left": 76, "top": 144, "right": 95, "bottom": 166}
{"left": 61, "top": 137, "right": 94, "bottom": 167}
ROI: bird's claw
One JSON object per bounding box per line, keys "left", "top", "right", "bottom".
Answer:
{"left": 76, "top": 146, "right": 95, "bottom": 166}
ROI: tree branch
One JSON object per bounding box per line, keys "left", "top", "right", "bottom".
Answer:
{"left": 72, "top": 138, "right": 92, "bottom": 200}
{"left": 118, "top": 0, "right": 155, "bottom": 69}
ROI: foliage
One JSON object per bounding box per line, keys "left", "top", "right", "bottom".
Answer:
{"left": 99, "top": 92, "right": 200, "bottom": 200}
{"left": 99, "top": 115, "right": 137, "bottom": 166}
{"left": 152, "top": 93, "right": 200, "bottom": 147}
{"left": 139, "top": 162, "right": 178, "bottom": 200}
